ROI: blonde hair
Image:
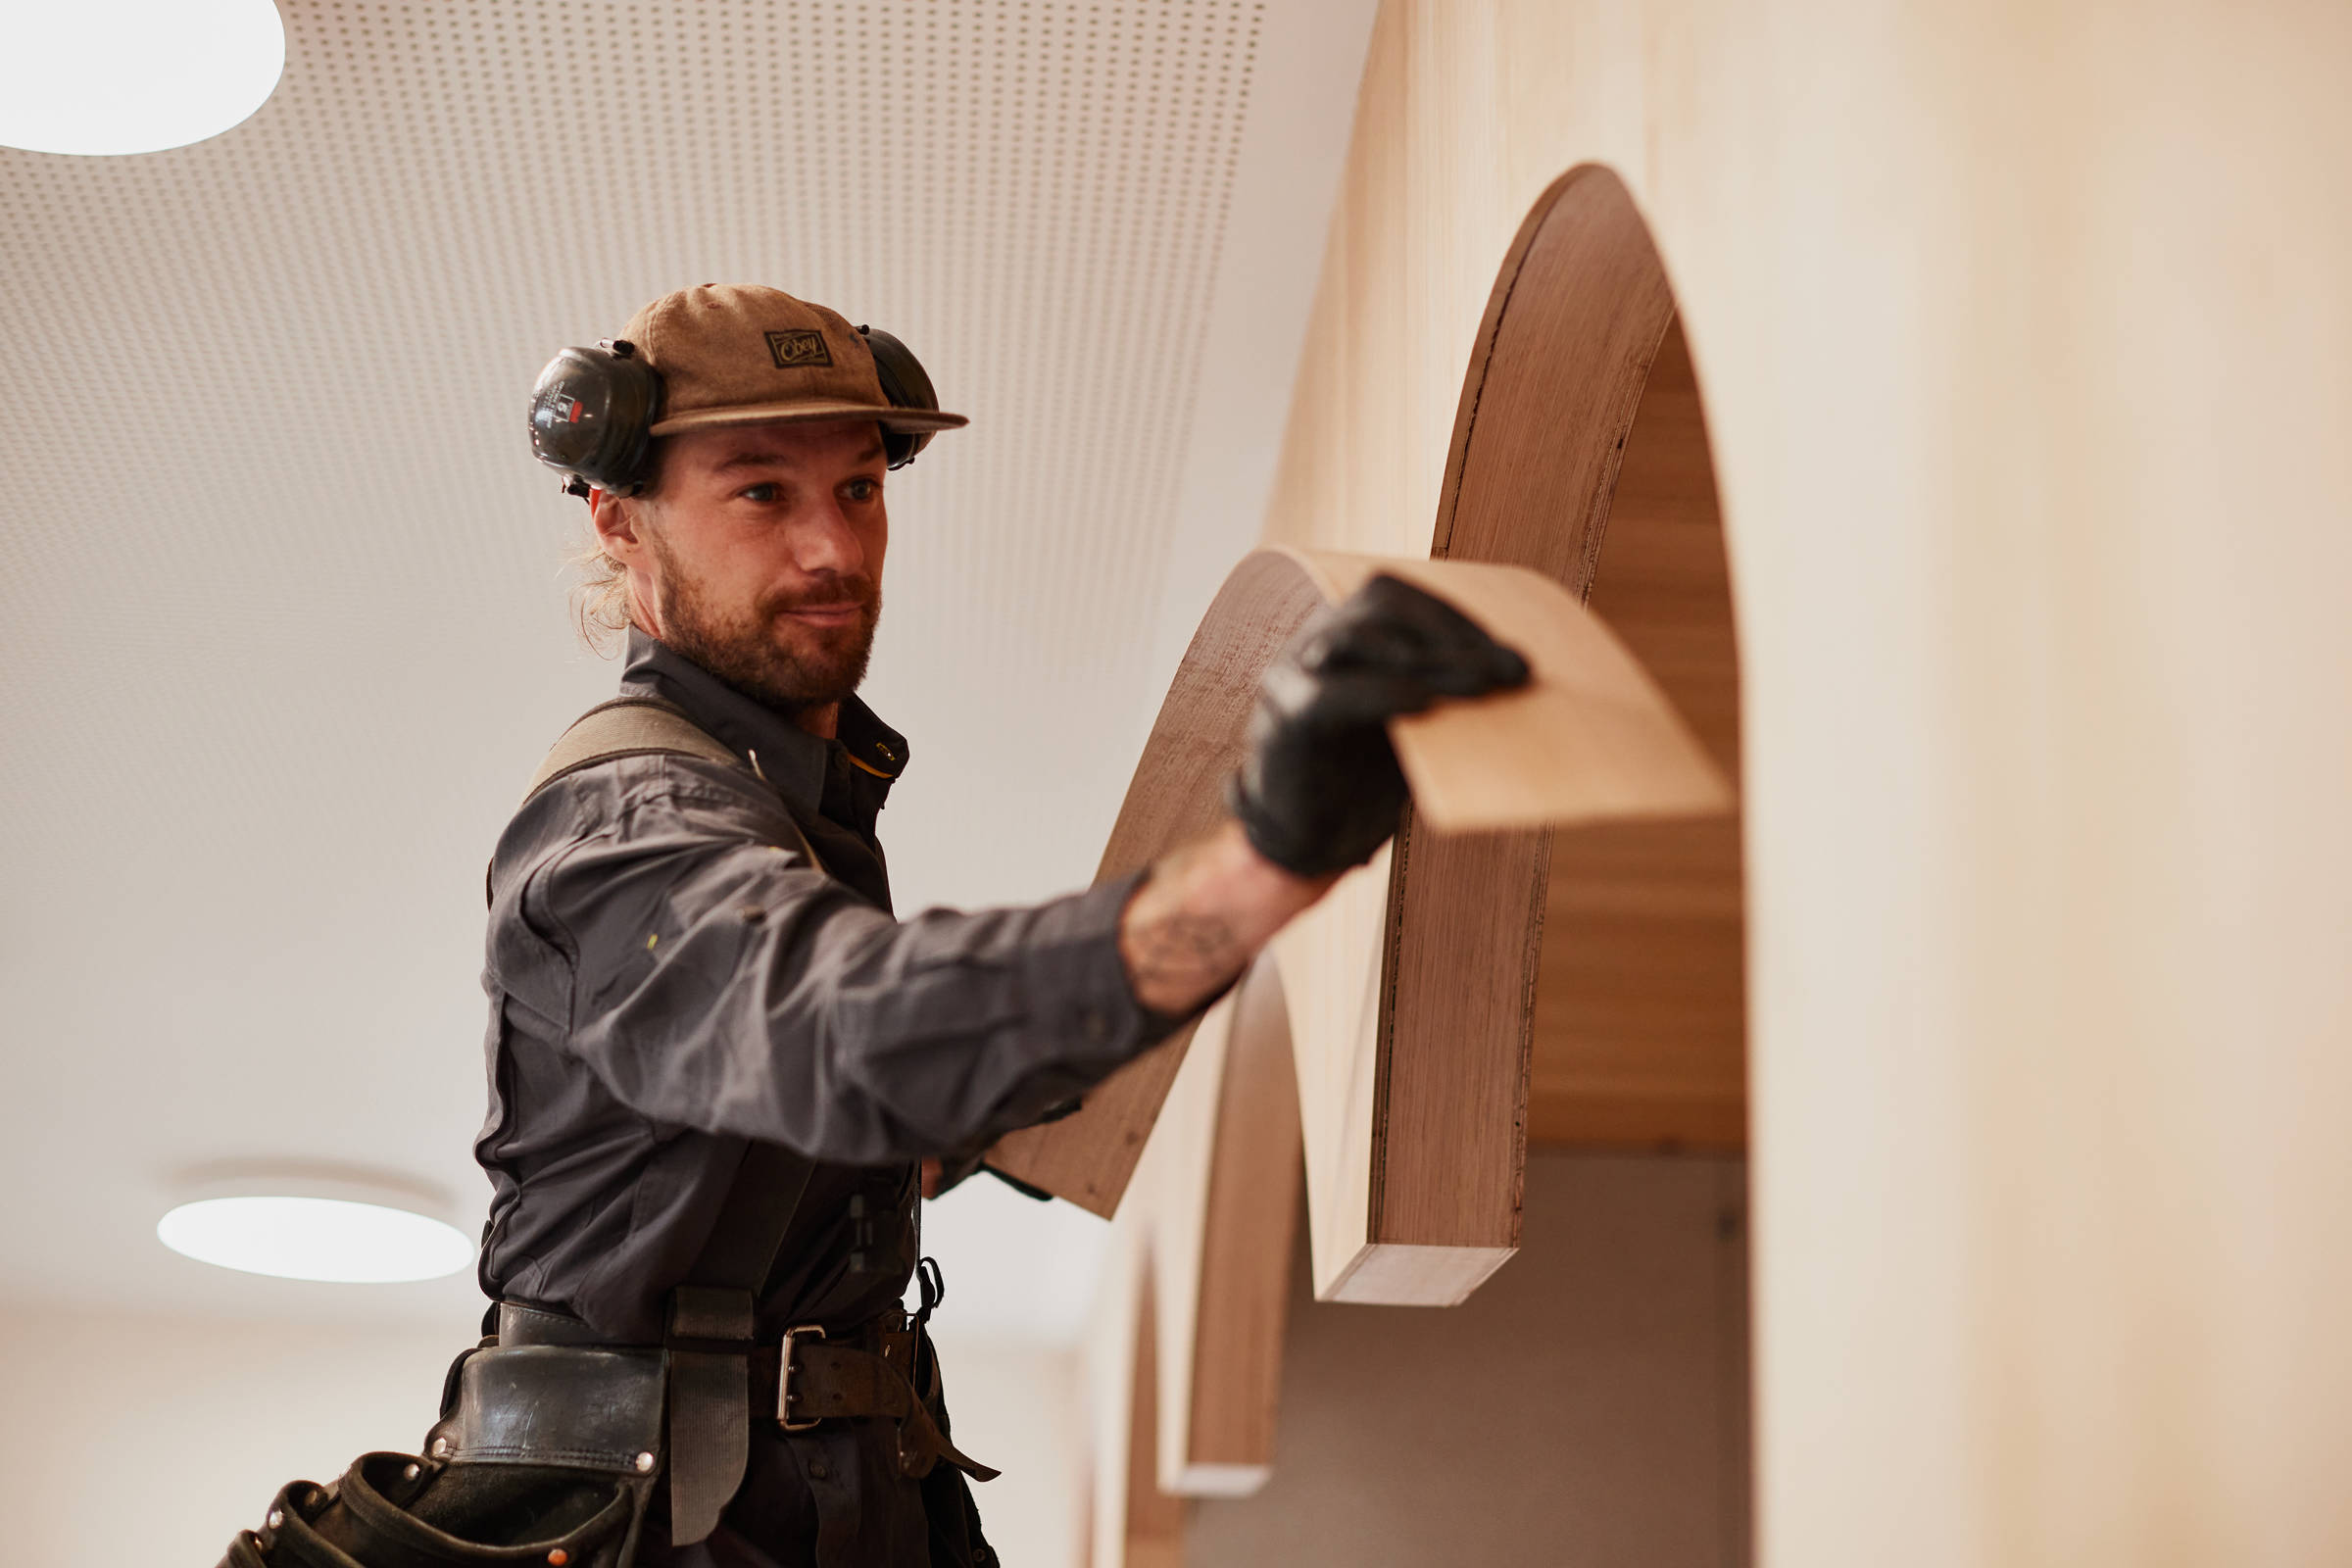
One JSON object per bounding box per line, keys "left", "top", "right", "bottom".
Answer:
{"left": 570, "top": 530, "right": 635, "bottom": 654}
{"left": 570, "top": 447, "right": 668, "bottom": 652}
{"left": 570, "top": 477, "right": 661, "bottom": 654}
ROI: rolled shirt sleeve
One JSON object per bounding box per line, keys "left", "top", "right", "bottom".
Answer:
{"left": 514, "top": 756, "right": 1159, "bottom": 1163}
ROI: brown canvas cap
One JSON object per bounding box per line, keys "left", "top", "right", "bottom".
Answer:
{"left": 621, "top": 283, "right": 969, "bottom": 438}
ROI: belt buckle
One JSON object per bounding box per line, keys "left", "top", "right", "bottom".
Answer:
{"left": 778, "top": 1323, "right": 826, "bottom": 1432}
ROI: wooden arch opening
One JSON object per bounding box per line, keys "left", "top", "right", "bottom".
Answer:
{"left": 1452, "top": 169, "right": 1748, "bottom": 1152}
{"left": 1026, "top": 167, "right": 1746, "bottom": 1516}
{"left": 1055, "top": 167, "right": 1746, "bottom": 1544}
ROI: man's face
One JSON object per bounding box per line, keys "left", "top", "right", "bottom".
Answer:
{"left": 597, "top": 419, "right": 889, "bottom": 714}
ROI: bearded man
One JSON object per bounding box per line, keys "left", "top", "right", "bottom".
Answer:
{"left": 220, "top": 284, "right": 1526, "bottom": 1568}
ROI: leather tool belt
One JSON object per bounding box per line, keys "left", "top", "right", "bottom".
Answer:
{"left": 483, "top": 1299, "right": 999, "bottom": 1485}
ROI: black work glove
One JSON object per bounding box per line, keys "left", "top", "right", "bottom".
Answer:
{"left": 1228, "top": 573, "right": 1531, "bottom": 877}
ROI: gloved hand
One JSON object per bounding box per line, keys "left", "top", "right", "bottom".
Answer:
{"left": 1228, "top": 573, "right": 1531, "bottom": 877}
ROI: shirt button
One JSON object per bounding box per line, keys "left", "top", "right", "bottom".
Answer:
{"left": 808, "top": 1461, "right": 829, "bottom": 1481}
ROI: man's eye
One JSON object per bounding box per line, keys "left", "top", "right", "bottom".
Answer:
{"left": 740, "top": 482, "right": 781, "bottom": 504}
{"left": 844, "top": 478, "right": 880, "bottom": 503}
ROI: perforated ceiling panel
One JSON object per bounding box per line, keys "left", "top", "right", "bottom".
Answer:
{"left": 0, "top": 0, "right": 1374, "bottom": 1332}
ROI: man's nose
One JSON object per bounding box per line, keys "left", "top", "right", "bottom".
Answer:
{"left": 790, "top": 501, "right": 865, "bottom": 578}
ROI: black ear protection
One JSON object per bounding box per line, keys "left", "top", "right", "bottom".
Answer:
{"left": 527, "top": 323, "right": 945, "bottom": 498}
{"left": 858, "top": 326, "right": 942, "bottom": 472}
{"left": 528, "top": 340, "right": 664, "bottom": 498}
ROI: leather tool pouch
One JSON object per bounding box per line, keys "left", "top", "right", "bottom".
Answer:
{"left": 219, "top": 1347, "right": 665, "bottom": 1568}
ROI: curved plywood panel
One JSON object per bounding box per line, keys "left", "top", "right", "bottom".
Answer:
{"left": 1176, "top": 956, "right": 1302, "bottom": 1492}
{"left": 995, "top": 164, "right": 1742, "bottom": 1310}
{"left": 1139, "top": 955, "right": 1302, "bottom": 1497}
{"left": 1122, "top": 1278, "right": 1185, "bottom": 1568}
{"left": 987, "top": 543, "right": 1726, "bottom": 1227}
{"left": 1296, "top": 552, "right": 1730, "bottom": 833}
{"left": 1370, "top": 167, "right": 1685, "bottom": 1285}
{"left": 989, "top": 552, "right": 1327, "bottom": 1213}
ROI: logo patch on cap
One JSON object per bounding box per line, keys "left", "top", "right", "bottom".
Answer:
{"left": 765, "top": 329, "right": 833, "bottom": 368}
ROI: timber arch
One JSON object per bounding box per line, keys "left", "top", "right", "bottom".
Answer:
{"left": 1009, "top": 164, "right": 1747, "bottom": 1525}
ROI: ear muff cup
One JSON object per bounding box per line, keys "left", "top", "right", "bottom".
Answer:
{"left": 857, "top": 325, "right": 940, "bottom": 469}
{"left": 528, "top": 342, "right": 663, "bottom": 497}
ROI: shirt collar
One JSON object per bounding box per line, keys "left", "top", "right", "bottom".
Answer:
{"left": 616, "top": 628, "right": 908, "bottom": 818}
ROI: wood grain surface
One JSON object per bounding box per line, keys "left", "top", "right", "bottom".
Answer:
{"left": 1289, "top": 548, "right": 1732, "bottom": 831}
{"left": 1531, "top": 318, "right": 1748, "bottom": 1152}
{"left": 1363, "top": 167, "right": 1691, "bottom": 1292}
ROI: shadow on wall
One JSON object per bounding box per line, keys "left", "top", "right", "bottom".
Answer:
{"left": 1187, "top": 1152, "right": 1751, "bottom": 1568}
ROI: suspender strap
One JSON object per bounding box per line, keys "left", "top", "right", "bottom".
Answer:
{"left": 664, "top": 1141, "right": 816, "bottom": 1544}
{"left": 521, "top": 696, "right": 744, "bottom": 804}
{"left": 497, "top": 692, "right": 824, "bottom": 893}
{"left": 687, "top": 1140, "right": 817, "bottom": 1292}
{"left": 513, "top": 694, "right": 827, "bottom": 1544}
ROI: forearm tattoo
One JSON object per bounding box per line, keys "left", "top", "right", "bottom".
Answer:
{"left": 1117, "top": 831, "right": 1261, "bottom": 1015}
{"left": 1125, "top": 907, "right": 1244, "bottom": 1006}
{"left": 1118, "top": 821, "right": 1326, "bottom": 1017}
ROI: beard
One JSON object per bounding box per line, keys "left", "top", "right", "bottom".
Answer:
{"left": 645, "top": 530, "right": 881, "bottom": 713}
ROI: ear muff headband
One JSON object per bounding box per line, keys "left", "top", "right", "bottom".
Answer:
{"left": 527, "top": 324, "right": 945, "bottom": 496}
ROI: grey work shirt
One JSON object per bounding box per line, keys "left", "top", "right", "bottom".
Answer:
{"left": 474, "top": 630, "right": 1163, "bottom": 1565}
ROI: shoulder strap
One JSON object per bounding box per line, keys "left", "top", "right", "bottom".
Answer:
{"left": 505, "top": 695, "right": 826, "bottom": 884}
{"left": 521, "top": 696, "right": 747, "bottom": 806}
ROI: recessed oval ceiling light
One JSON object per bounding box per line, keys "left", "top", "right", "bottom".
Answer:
{"left": 159, "top": 1196, "right": 473, "bottom": 1284}
{"left": 0, "top": 0, "right": 286, "bottom": 157}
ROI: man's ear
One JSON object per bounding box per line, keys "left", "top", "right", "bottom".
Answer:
{"left": 587, "top": 487, "right": 646, "bottom": 562}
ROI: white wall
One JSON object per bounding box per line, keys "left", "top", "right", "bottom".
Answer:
{"left": 0, "top": 1299, "right": 1089, "bottom": 1568}
{"left": 933, "top": 1329, "right": 1094, "bottom": 1568}
{"left": 0, "top": 1299, "right": 463, "bottom": 1564}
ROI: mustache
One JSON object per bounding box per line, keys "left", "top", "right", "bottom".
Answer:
{"left": 760, "top": 574, "right": 879, "bottom": 615}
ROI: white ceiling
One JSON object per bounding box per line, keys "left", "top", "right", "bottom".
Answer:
{"left": 0, "top": 0, "right": 1375, "bottom": 1340}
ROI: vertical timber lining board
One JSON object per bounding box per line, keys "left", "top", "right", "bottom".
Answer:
{"left": 1374, "top": 167, "right": 1681, "bottom": 1252}
{"left": 1532, "top": 318, "right": 1750, "bottom": 1152}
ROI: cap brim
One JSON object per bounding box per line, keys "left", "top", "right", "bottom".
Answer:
{"left": 649, "top": 400, "right": 969, "bottom": 437}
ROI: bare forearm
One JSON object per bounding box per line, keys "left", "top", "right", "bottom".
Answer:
{"left": 1118, "top": 819, "right": 1335, "bottom": 1016}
